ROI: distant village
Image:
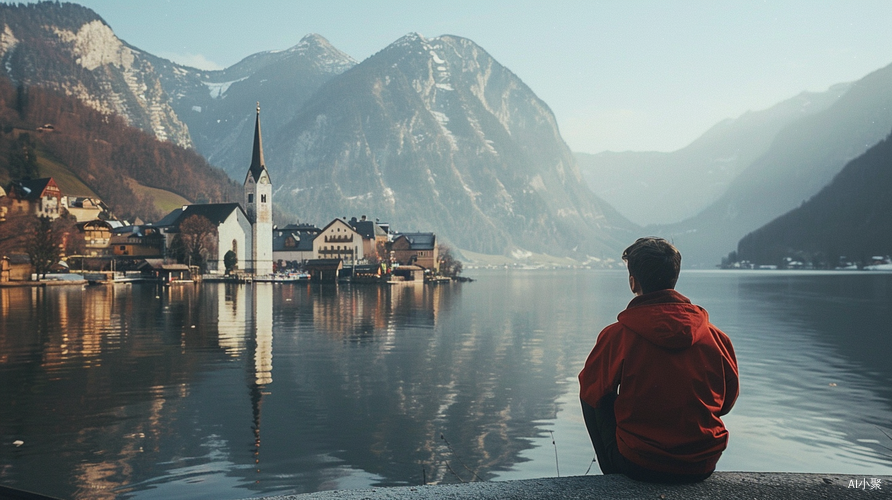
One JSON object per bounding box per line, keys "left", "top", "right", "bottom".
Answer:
{"left": 0, "top": 108, "right": 460, "bottom": 285}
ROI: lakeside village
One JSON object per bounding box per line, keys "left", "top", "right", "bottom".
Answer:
{"left": 0, "top": 108, "right": 463, "bottom": 287}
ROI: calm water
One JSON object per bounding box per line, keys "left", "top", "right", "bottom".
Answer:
{"left": 0, "top": 270, "right": 890, "bottom": 499}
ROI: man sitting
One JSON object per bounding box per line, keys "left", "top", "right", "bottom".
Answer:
{"left": 579, "top": 237, "right": 739, "bottom": 483}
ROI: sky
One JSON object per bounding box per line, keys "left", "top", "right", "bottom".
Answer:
{"left": 25, "top": 1, "right": 892, "bottom": 153}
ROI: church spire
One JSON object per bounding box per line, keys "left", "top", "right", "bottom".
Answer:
{"left": 248, "top": 102, "right": 267, "bottom": 182}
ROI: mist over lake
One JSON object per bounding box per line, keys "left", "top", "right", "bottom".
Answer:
{"left": 1, "top": 270, "right": 890, "bottom": 499}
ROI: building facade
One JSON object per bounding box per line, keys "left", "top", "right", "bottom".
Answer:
{"left": 5, "top": 178, "right": 63, "bottom": 220}
{"left": 313, "top": 218, "right": 364, "bottom": 265}
{"left": 391, "top": 233, "right": 439, "bottom": 271}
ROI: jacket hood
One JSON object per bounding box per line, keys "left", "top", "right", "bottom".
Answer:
{"left": 617, "top": 289, "right": 710, "bottom": 350}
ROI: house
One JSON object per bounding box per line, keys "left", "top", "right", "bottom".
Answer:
{"left": 0, "top": 184, "right": 7, "bottom": 222}
{"left": 305, "top": 258, "right": 343, "bottom": 283}
{"left": 79, "top": 219, "right": 126, "bottom": 256}
{"left": 348, "top": 216, "right": 388, "bottom": 262}
{"left": 5, "top": 177, "right": 63, "bottom": 220}
{"left": 313, "top": 218, "right": 364, "bottom": 265}
{"left": 0, "top": 254, "right": 31, "bottom": 282}
{"left": 273, "top": 223, "right": 319, "bottom": 269}
{"left": 63, "top": 196, "right": 108, "bottom": 222}
{"left": 391, "top": 232, "right": 438, "bottom": 271}
{"left": 156, "top": 203, "right": 252, "bottom": 274}
{"left": 110, "top": 225, "right": 164, "bottom": 257}
{"left": 144, "top": 259, "right": 192, "bottom": 282}
{"left": 392, "top": 264, "right": 425, "bottom": 282}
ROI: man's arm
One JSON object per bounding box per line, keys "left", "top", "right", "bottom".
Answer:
{"left": 578, "top": 325, "right": 623, "bottom": 408}
{"left": 716, "top": 329, "right": 739, "bottom": 416}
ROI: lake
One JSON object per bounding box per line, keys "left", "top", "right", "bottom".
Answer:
{"left": 1, "top": 270, "right": 890, "bottom": 499}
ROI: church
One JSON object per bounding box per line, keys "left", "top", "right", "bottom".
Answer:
{"left": 157, "top": 104, "right": 273, "bottom": 276}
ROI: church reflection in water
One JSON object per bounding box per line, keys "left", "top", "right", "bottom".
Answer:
{"left": 0, "top": 279, "right": 567, "bottom": 499}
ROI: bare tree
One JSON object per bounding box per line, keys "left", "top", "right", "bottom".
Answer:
{"left": 437, "top": 243, "right": 463, "bottom": 278}
{"left": 26, "top": 216, "right": 60, "bottom": 280}
{"left": 0, "top": 200, "right": 32, "bottom": 255}
{"left": 175, "top": 215, "right": 217, "bottom": 272}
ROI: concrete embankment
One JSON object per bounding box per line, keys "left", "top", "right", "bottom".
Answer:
{"left": 256, "top": 472, "right": 891, "bottom": 500}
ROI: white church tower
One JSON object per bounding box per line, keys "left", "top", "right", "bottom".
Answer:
{"left": 244, "top": 103, "right": 274, "bottom": 276}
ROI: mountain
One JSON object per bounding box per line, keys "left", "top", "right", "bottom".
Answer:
{"left": 263, "top": 33, "right": 636, "bottom": 257}
{"left": 1, "top": 3, "right": 635, "bottom": 258}
{"left": 0, "top": 77, "right": 239, "bottom": 222}
{"left": 652, "top": 62, "right": 892, "bottom": 267}
{"left": 0, "top": 2, "right": 191, "bottom": 147}
{"left": 735, "top": 129, "right": 892, "bottom": 266}
{"left": 142, "top": 33, "right": 357, "bottom": 176}
{"left": 575, "top": 83, "right": 850, "bottom": 226}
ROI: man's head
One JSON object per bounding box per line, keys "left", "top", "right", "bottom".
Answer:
{"left": 622, "top": 237, "right": 681, "bottom": 295}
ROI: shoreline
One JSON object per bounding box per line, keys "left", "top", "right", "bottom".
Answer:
{"left": 0, "top": 279, "right": 86, "bottom": 287}
{"left": 253, "top": 472, "right": 891, "bottom": 499}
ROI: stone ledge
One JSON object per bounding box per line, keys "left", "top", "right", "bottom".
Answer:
{"left": 256, "top": 472, "right": 891, "bottom": 499}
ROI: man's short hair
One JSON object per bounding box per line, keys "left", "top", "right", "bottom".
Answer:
{"left": 622, "top": 237, "right": 681, "bottom": 294}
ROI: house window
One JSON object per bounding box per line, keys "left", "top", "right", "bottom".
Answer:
{"left": 261, "top": 194, "right": 267, "bottom": 203}
{"left": 248, "top": 194, "right": 254, "bottom": 203}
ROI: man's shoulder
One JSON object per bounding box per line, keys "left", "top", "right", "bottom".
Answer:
{"left": 597, "top": 321, "right": 628, "bottom": 341}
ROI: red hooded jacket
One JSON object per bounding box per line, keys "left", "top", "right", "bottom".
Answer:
{"left": 578, "top": 289, "right": 739, "bottom": 475}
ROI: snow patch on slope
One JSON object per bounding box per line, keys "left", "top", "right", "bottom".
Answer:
{"left": 203, "top": 76, "right": 248, "bottom": 99}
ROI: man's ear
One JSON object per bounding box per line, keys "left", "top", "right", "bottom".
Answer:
{"left": 629, "top": 275, "right": 642, "bottom": 296}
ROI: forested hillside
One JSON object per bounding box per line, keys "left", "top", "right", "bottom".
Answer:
{"left": 0, "top": 78, "right": 239, "bottom": 221}
{"left": 735, "top": 129, "right": 892, "bottom": 267}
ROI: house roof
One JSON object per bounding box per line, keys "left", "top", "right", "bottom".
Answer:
{"left": 394, "top": 232, "right": 436, "bottom": 250}
{"left": 319, "top": 217, "right": 360, "bottom": 235}
{"left": 349, "top": 217, "right": 387, "bottom": 239}
{"left": 273, "top": 229, "right": 316, "bottom": 252}
{"left": 280, "top": 223, "right": 320, "bottom": 233}
{"left": 7, "top": 178, "right": 57, "bottom": 201}
{"left": 78, "top": 219, "right": 124, "bottom": 231}
{"left": 157, "top": 203, "right": 243, "bottom": 230}
{"left": 111, "top": 225, "right": 163, "bottom": 238}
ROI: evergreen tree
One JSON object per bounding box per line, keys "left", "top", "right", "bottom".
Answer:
{"left": 8, "top": 133, "right": 40, "bottom": 180}
{"left": 15, "top": 83, "right": 28, "bottom": 119}
{"left": 224, "top": 250, "right": 237, "bottom": 274}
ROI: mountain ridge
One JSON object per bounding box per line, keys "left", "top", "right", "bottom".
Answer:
{"left": 0, "top": 4, "right": 635, "bottom": 259}
{"left": 0, "top": 2, "right": 191, "bottom": 147}
{"left": 576, "top": 82, "right": 852, "bottom": 226}
{"left": 654, "top": 60, "right": 892, "bottom": 266}
{"left": 265, "top": 32, "right": 635, "bottom": 257}
{"left": 735, "top": 128, "right": 892, "bottom": 266}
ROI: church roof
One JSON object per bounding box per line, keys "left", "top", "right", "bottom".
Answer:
{"left": 246, "top": 103, "right": 269, "bottom": 183}
{"left": 157, "top": 203, "right": 243, "bottom": 230}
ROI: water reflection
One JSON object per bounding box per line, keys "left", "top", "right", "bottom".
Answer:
{"left": 1, "top": 279, "right": 574, "bottom": 499}
{"left": 1, "top": 271, "right": 890, "bottom": 499}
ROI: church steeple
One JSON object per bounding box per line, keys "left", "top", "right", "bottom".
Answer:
{"left": 244, "top": 101, "right": 274, "bottom": 276}
{"left": 247, "top": 102, "right": 268, "bottom": 183}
